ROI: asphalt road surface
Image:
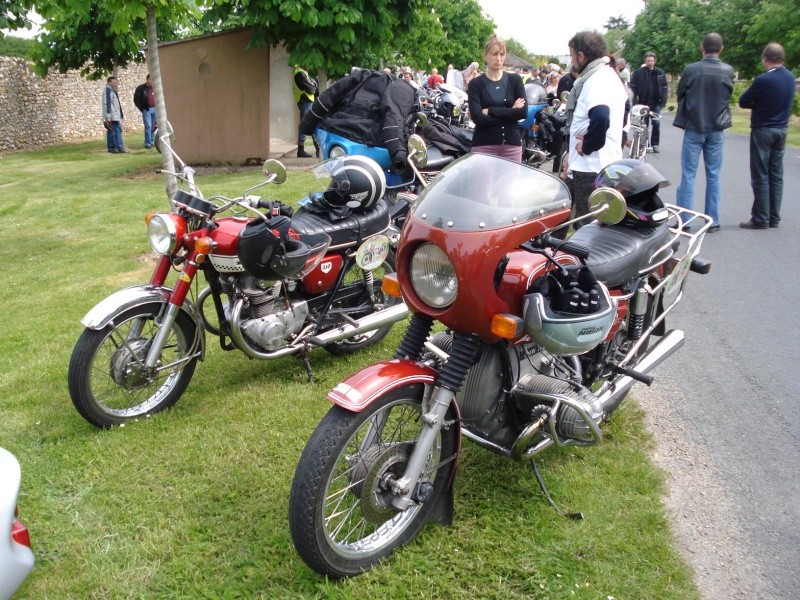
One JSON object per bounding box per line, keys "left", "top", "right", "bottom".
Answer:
{"left": 632, "top": 113, "right": 800, "bottom": 600}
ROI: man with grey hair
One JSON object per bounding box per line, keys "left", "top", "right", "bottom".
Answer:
{"left": 737, "top": 43, "right": 796, "bottom": 229}
{"left": 674, "top": 33, "right": 734, "bottom": 232}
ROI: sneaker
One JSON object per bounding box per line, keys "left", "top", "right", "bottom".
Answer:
{"left": 708, "top": 224, "right": 720, "bottom": 233}
{"left": 652, "top": 145, "right": 660, "bottom": 153}
{"left": 769, "top": 222, "right": 779, "bottom": 228}
{"left": 739, "top": 220, "right": 768, "bottom": 230}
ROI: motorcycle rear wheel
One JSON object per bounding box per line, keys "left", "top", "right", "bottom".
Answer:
{"left": 289, "top": 385, "right": 457, "bottom": 577}
{"left": 324, "top": 256, "right": 399, "bottom": 356}
{"left": 68, "top": 303, "right": 198, "bottom": 428}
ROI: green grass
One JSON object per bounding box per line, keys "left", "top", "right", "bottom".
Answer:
{"left": 1, "top": 136, "right": 699, "bottom": 599}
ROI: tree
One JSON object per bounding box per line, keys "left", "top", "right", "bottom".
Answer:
{"left": 1, "top": 1, "right": 32, "bottom": 34}
{"left": 605, "top": 15, "right": 630, "bottom": 31}
{"left": 747, "top": 0, "right": 800, "bottom": 75}
{"left": 0, "top": 33, "right": 35, "bottom": 58}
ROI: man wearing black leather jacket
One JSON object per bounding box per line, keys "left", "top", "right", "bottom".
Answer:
{"left": 629, "top": 52, "right": 667, "bottom": 152}
{"left": 673, "top": 33, "right": 734, "bottom": 232}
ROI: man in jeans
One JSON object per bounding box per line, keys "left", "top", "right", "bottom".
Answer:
{"left": 674, "top": 33, "right": 734, "bottom": 232}
{"left": 738, "top": 43, "right": 796, "bottom": 229}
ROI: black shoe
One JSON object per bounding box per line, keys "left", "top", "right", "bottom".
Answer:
{"left": 314, "top": 145, "right": 321, "bottom": 158}
{"left": 769, "top": 222, "right": 779, "bottom": 228}
{"left": 681, "top": 225, "right": 691, "bottom": 232}
{"left": 708, "top": 225, "right": 720, "bottom": 233}
{"left": 739, "top": 220, "right": 768, "bottom": 230}
{"left": 297, "top": 147, "right": 312, "bottom": 158}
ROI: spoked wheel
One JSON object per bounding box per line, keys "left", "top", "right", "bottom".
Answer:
{"left": 324, "top": 256, "right": 399, "bottom": 356}
{"left": 289, "top": 385, "right": 457, "bottom": 577}
{"left": 68, "top": 303, "right": 199, "bottom": 428}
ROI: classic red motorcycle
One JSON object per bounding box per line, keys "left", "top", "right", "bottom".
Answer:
{"left": 288, "top": 149, "right": 712, "bottom": 577}
{"left": 68, "top": 144, "right": 408, "bottom": 428}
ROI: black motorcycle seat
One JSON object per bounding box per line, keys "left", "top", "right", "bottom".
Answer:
{"left": 567, "top": 221, "right": 672, "bottom": 288}
{"left": 290, "top": 199, "right": 391, "bottom": 249}
{"left": 424, "top": 146, "right": 454, "bottom": 170}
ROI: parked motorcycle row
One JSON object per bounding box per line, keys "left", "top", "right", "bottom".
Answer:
{"left": 68, "top": 72, "right": 713, "bottom": 579}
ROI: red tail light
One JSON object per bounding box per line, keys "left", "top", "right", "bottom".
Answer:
{"left": 12, "top": 507, "right": 31, "bottom": 548}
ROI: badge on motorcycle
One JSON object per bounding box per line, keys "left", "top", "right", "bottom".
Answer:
{"left": 355, "top": 235, "right": 390, "bottom": 271}
{"left": 663, "top": 253, "right": 691, "bottom": 305}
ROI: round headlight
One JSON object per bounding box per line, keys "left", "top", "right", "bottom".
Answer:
{"left": 410, "top": 243, "right": 457, "bottom": 308}
{"left": 147, "top": 213, "right": 185, "bottom": 255}
{"left": 329, "top": 145, "right": 346, "bottom": 159}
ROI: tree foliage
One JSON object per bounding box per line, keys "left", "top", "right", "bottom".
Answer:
{"left": 1, "top": 0, "right": 32, "bottom": 34}
{"left": 605, "top": 15, "right": 630, "bottom": 31}
{"left": 624, "top": 0, "right": 798, "bottom": 78}
{"left": 31, "top": 0, "right": 195, "bottom": 79}
{"left": 0, "top": 33, "right": 36, "bottom": 58}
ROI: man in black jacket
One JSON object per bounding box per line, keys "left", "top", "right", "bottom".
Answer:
{"left": 629, "top": 52, "right": 667, "bottom": 152}
{"left": 673, "top": 33, "right": 734, "bottom": 232}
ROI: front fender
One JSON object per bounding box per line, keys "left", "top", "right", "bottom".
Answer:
{"left": 328, "top": 359, "right": 438, "bottom": 412}
{"left": 80, "top": 285, "right": 205, "bottom": 357}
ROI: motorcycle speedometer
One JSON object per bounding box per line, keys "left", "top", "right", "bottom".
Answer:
{"left": 147, "top": 213, "right": 186, "bottom": 255}
{"left": 410, "top": 243, "right": 457, "bottom": 308}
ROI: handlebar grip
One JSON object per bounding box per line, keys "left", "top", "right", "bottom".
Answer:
{"left": 557, "top": 241, "right": 590, "bottom": 261}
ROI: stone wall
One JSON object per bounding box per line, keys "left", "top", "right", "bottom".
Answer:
{"left": 0, "top": 57, "right": 147, "bottom": 153}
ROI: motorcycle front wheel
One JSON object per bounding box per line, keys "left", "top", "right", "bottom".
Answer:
{"left": 324, "top": 256, "right": 399, "bottom": 356}
{"left": 289, "top": 385, "right": 457, "bottom": 577}
{"left": 68, "top": 303, "right": 199, "bottom": 428}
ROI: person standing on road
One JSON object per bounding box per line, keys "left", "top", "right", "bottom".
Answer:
{"left": 293, "top": 66, "right": 319, "bottom": 158}
{"left": 737, "top": 43, "right": 796, "bottom": 230}
{"left": 102, "top": 76, "right": 125, "bottom": 153}
{"left": 563, "top": 31, "right": 628, "bottom": 226}
{"left": 673, "top": 33, "right": 734, "bottom": 233}
{"left": 133, "top": 74, "right": 156, "bottom": 149}
{"left": 467, "top": 34, "right": 527, "bottom": 162}
{"left": 629, "top": 52, "right": 667, "bottom": 153}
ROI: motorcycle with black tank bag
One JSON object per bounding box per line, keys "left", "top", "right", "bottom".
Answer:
{"left": 288, "top": 151, "right": 713, "bottom": 577}
{"left": 67, "top": 135, "right": 408, "bottom": 428}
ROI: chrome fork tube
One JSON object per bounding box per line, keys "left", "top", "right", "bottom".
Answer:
{"left": 145, "top": 304, "right": 181, "bottom": 369}
{"left": 391, "top": 385, "right": 454, "bottom": 511}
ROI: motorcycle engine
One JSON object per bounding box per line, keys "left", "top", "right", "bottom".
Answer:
{"left": 225, "top": 275, "right": 309, "bottom": 351}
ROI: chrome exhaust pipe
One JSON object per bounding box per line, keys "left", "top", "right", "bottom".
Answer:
{"left": 308, "top": 302, "right": 408, "bottom": 346}
{"left": 596, "top": 329, "right": 685, "bottom": 414}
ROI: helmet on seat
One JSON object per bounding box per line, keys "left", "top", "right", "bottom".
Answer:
{"left": 317, "top": 155, "right": 386, "bottom": 212}
{"left": 237, "top": 215, "right": 330, "bottom": 280}
{"left": 594, "top": 159, "right": 670, "bottom": 228}
{"left": 523, "top": 265, "right": 615, "bottom": 356}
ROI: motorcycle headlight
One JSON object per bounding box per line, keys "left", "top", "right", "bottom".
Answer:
{"left": 410, "top": 243, "right": 457, "bottom": 308}
{"left": 147, "top": 212, "right": 186, "bottom": 255}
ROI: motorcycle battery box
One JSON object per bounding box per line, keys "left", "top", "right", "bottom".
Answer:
{"left": 300, "top": 253, "right": 343, "bottom": 294}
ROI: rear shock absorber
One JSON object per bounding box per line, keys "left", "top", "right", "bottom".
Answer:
{"left": 627, "top": 286, "right": 649, "bottom": 342}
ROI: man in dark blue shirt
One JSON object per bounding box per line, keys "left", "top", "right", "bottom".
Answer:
{"left": 738, "top": 43, "right": 797, "bottom": 229}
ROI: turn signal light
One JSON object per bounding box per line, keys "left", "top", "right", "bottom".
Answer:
{"left": 382, "top": 274, "right": 402, "bottom": 298}
{"left": 144, "top": 211, "right": 157, "bottom": 225}
{"left": 491, "top": 313, "right": 524, "bottom": 340}
{"left": 195, "top": 236, "right": 215, "bottom": 255}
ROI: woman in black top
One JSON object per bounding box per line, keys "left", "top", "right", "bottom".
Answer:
{"left": 468, "top": 35, "right": 527, "bottom": 162}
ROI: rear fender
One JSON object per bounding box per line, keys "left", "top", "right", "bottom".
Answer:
{"left": 80, "top": 285, "right": 206, "bottom": 359}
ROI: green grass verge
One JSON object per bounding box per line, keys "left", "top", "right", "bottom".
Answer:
{"left": 1, "top": 137, "right": 699, "bottom": 599}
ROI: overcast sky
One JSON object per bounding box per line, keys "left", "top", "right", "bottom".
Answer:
{"left": 477, "top": 0, "right": 646, "bottom": 58}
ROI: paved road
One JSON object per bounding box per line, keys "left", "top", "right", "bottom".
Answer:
{"left": 634, "top": 114, "right": 800, "bottom": 600}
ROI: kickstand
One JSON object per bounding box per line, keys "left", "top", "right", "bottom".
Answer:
{"left": 297, "top": 352, "right": 314, "bottom": 383}
{"left": 530, "top": 459, "right": 584, "bottom": 520}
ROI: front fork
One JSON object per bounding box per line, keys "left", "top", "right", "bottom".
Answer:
{"left": 144, "top": 253, "right": 200, "bottom": 369}
{"left": 390, "top": 325, "right": 481, "bottom": 510}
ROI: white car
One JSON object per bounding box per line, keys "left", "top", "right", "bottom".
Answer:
{"left": 0, "top": 448, "right": 33, "bottom": 600}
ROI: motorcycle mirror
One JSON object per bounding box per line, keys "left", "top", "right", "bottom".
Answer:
{"left": 588, "top": 187, "right": 627, "bottom": 225}
{"left": 262, "top": 159, "right": 287, "bottom": 184}
{"left": 407, "top": 134, "right": 428, "bottom": 168}
{"left": 560, "top": 91, "right": 570, "bottom": 103}
{"left": 415, "top": 111, "right": 429, "bottom": 128}
{"left": 551, "top": 99, "right": 561, "bottom": 110}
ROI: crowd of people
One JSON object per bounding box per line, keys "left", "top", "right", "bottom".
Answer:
{"left": 105, "top": 31, "right": 796, "bottom": 236}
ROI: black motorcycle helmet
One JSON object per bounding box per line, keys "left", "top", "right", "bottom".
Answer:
{"left": 318, "top": 155, "right": 386, "bottom": 212}
{"left": 238, "top": 216, "right": 330, "bottom": 280}
{"left": 594, "top": 159, "right": 670, "bottom": 228}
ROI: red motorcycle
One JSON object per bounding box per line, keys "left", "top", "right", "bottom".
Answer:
{"left": 289, "top": 150, "right": 712, "bottom": 577}
{"left": 68, "top": 144, "right": 407, "bottom": 428}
